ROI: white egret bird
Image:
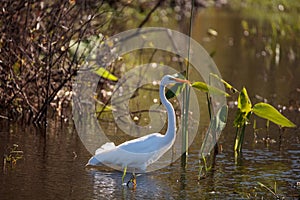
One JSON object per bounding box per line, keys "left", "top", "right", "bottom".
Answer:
{"left": 86, "top": 74, "right": 190, "bottom": 185}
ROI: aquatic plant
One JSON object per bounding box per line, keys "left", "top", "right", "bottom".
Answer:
{"left": 208, "top": 75, "right": 296, "bottom": 161}
{"left": 187, "top": 72, "right": 296, "bottom": 171}
{"left": 257, "top": 181, "right": 282, "bottom": 199}
{"left": 233, "top": 87, "right": 295, "bottom": 157}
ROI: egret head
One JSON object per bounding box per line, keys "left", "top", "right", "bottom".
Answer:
{"left": 160, "top": 74, "right": 190, "bottom": 86}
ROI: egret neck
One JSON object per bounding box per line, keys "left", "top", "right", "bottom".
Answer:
{"left": 159, "top": 84, "right": 176, "bottom": 143}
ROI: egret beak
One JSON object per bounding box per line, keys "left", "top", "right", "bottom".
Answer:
{"left": 172, "top": 77, "right": 191, "bottom": 85}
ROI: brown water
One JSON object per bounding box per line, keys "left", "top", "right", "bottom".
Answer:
{"left": 1, "top": 7, "right": 300, "bottom": 200}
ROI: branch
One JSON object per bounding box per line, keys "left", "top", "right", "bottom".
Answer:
{"left": 138, "top": 0, "right": 165, "bottom": 28}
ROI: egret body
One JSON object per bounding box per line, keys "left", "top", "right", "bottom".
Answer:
{"left": 86, "top": 75, "right": 190, "bottom": 184}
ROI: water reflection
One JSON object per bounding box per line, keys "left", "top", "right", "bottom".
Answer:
{"left": 89, "top": 169, "right": 177, "bottom": 199}
{"left": 90, "top": 171, "right": 117, "bottom": 199}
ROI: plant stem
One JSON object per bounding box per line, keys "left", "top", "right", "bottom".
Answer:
{"left": 206, "top": 93, "right": 212, "bottom": 119}
{"left": 181, "top": 86, "right": 190, "bottom": 166}
{"left": 181, "top": 0, "right": 194, "bottom": 166}
{"left": 234, "top": 124, "right": 246, "bottom": 155}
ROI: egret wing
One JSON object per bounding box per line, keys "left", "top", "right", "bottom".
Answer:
{"left": 95, "top": 142, "right": 116, "bottom": 154}
{"left": 118, "top": 133, "right": 165, "bottom": 153}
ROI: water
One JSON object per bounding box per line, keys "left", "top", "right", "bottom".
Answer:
{"left": 1, "top": 119, "right": 299, "bottom": 199}
{"left": 1, "top": 7, "right": 300, "bottom": 200}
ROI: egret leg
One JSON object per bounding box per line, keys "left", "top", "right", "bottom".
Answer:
{"left": 127, "top": 171, "right": 136, "bottom": 188}
{"left": 122, "top": 166, "right": 127, "bottom": 184}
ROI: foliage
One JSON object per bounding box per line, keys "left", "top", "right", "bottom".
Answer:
{"left": 191, "top": 82, "right": 229, "bottom": 97}
{"left": 233, "top": 87, "right": 295, "bottom": 156}
{"left": 198, "top": 104, "right": 228, "bottom": 178}
{"left": 207, "top": 74, "right": 296, "bottom": 156}
{"left": 0, "top": 0, "right": 190, "bottom": 123}
{"left": 69, "top": 36, "right": 119, "bottom": 82}
{"left": 257, "top": 181, "right": 281, "bottom": 199}
{"left": 230, "top": 0, "right": 300, "bottom": 66}
{"left": 3, "top": 144, "right": 23, "bottom": 170}
{"left": 230, "top": 0, "right": 300, "bottom": 38}
{"left": 165, "top": 73, "right": 188, "bottom": 99}
{"left": 191, "top": 74, "right": 296, "bottom": 159}
{"left": 234, "top": 87, "right": 252, "bottom": 127}
{"left": 252, "top": 103, "right": 296, "bottom": 127}
{"left": 0, "top": 1, "right": 113, "bottom": 123}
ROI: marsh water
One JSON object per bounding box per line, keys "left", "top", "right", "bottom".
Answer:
{"left": 1, "top": 7, "right": 300, "bottom": 199}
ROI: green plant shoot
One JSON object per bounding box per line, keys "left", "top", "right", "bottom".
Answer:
{"left": 233, "top": 87, "right": 296, "bottom": 157}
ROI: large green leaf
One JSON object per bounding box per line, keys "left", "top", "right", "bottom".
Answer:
{"left": 191, "top": 81, "right": 208, "bottom": 92}
{"left": 191, "top": 81, "right": 229, "bottom": 96}
{"left": 238, "top": 87, "right": 252, "bottom": 113}
{"left": 252, "top": 102, "right": 296, "bottom": 127}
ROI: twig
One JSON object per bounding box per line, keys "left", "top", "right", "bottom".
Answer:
{"left": 0, "top": 115, "right": 10, "bottom": 120}
{"left": 138, "top": 0, "right": 165, "bottom": 28}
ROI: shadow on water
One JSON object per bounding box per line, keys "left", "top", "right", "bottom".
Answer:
{"left": 1, "top": 6, "right": 300, "bottom": 200}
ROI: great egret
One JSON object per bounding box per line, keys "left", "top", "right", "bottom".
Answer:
{"left": 86, "top": 74, "right": 190, "bottom": 185}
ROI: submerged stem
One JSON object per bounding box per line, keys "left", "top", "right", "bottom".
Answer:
{"left": 234, "top": 124, "right": 246, "bottom": 156}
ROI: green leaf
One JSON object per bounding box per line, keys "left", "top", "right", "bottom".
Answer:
{"left": 210, "top": 73, "right": 238, "bottom": 93}
{"left": 257, "top": 182, "right": 277, "bottom": 197}
{"left": 252, "top": 102, "right": 296, "bottom": 127}
{"left": 192, "top": 81, "right": 229, "bottom": 96}
{"left": 209, "top": 50, "right": 216, "bottom": 58}
{"left": 234, "top": 87, "right": 252, "bottom": 127}
{"left": 165, "top": 73, "right": 187, "bottom": 99}
{"left": 200, "top": 105, "right": 228, "bottom": 155}
{"left": 69, "top": 35, "right": 102, "bottom": 58}
{"left": 69, "top": 35, "right": 118, "bottom": 81}
{"left": 241, "top": 20, "right": 249, "bottom": 31}
{"left": 233, "top": 109, "right": 251, "bottom": 127}
{"left": 13, "top": 61, "right": 21, "bottom": 75}
{"left": 192, "top": 81, "right": 208, "bottom": 92}
{"left": 217, "top": 105, "right": 228, "bottom": 130}
{"left": 92, "top": 67, "right": 118, "bottom": 81}
{"left": 69, "top": 39, "right": 88, "bottom": 58}
{"left": 165, "top": 83, "right": 185, "bottom": 99}
{"left": 238, "top": 87, "right": 252, "bottom": 113}
{"left": 95, "top": 103, "right": 113, "bottom": 113}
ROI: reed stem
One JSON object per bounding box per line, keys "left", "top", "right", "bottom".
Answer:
{"left": 181, "top": 0, "right": 195, "bottom": 166}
